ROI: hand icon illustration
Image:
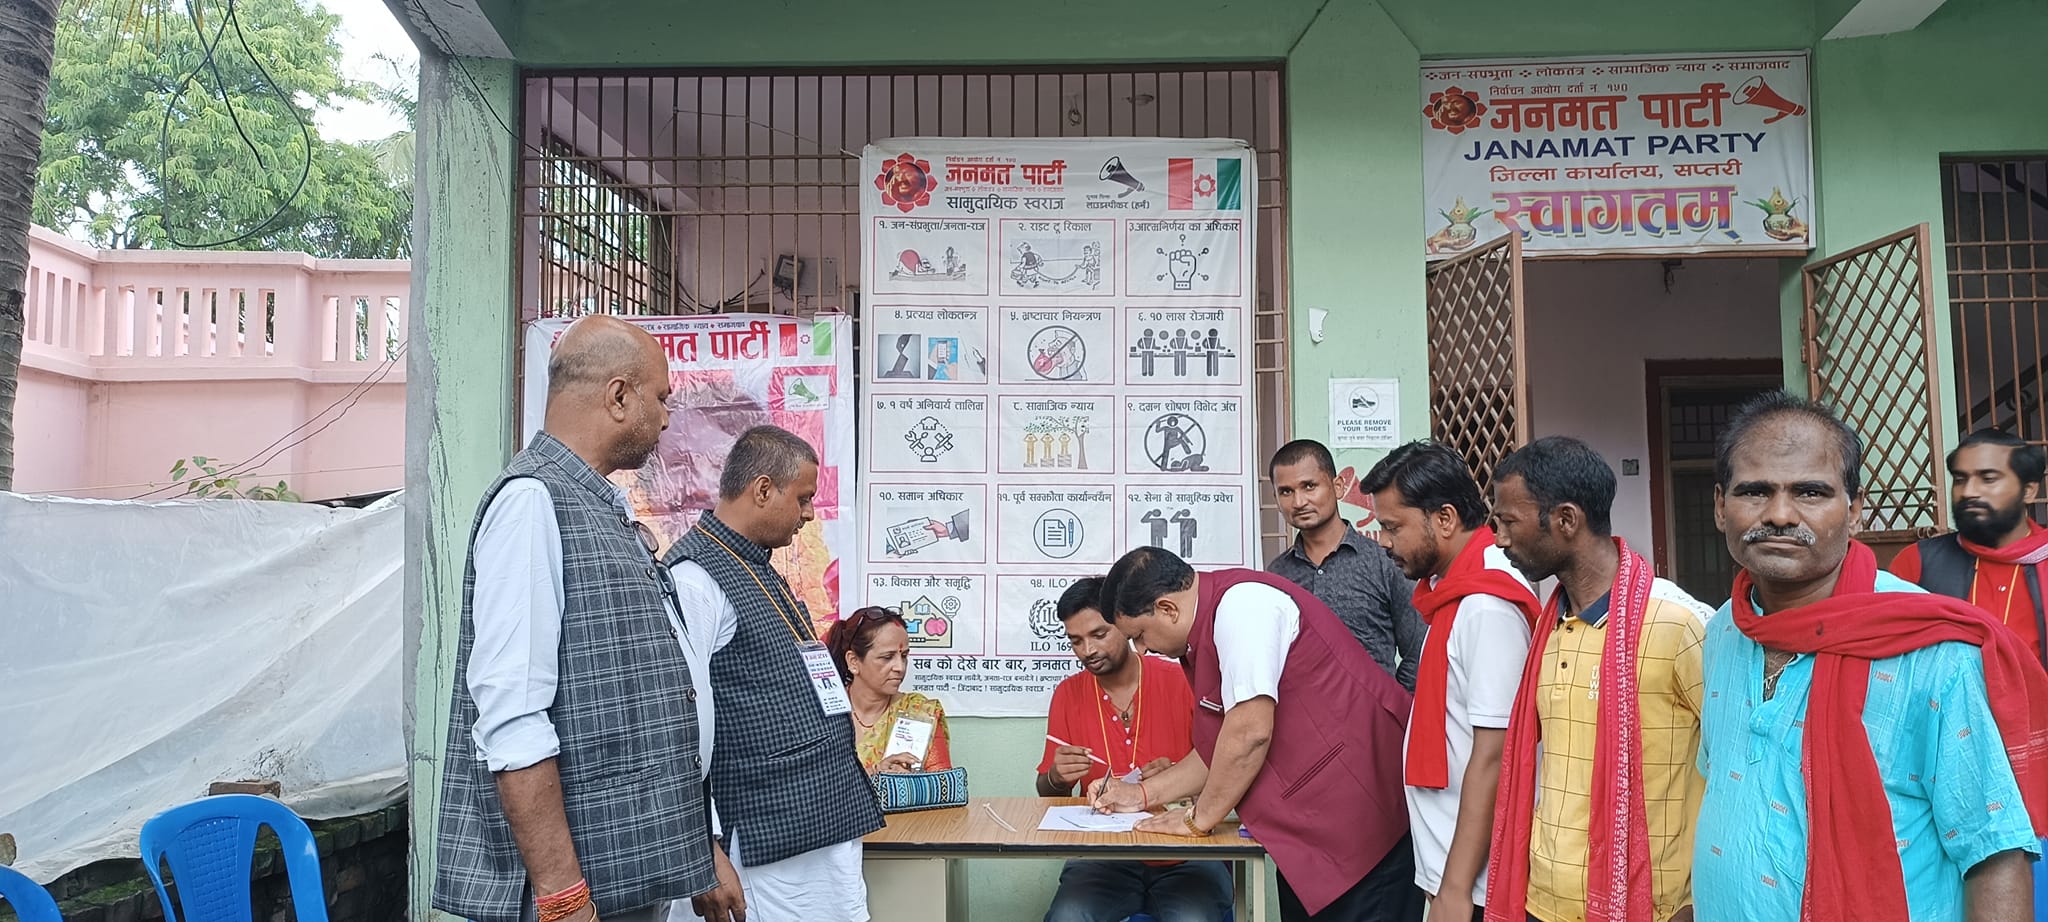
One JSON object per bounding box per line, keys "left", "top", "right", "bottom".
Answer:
{"left": 1154, "top": 239, "right": 1212, "bottom": 292}
{"left": 1165, "top": 248, "right": 1198, "bottom": 290}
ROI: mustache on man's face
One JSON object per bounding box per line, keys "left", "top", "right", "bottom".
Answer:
{"left": 1741, "top": 524, "right": 1817, "bottom": 546}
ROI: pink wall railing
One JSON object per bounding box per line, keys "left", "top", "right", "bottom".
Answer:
{"left": 21, "top": 225, "right": 412, "bottom": 379}
{"left": 14, "top": 226, "right": 412, "bottom": 500}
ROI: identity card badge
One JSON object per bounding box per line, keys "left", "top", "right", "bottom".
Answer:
{"left": 799, "top": 641, "right": 853, "bottom": 715}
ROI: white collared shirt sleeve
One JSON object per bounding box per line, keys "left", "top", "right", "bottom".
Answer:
{"left": 667, "top": 558, "right": 741, "bottom": 835}
{"left": 466, "top": 478, "right": 565, "bottom": 773}
{"left": 1210, "top": 582, "right": 1301, "bottom": 709}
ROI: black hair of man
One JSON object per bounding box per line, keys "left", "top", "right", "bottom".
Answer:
{"left": 1056, "top": 576, "right": 1108, "bottom": 622}
{"left": 1359, "top": 440, "right": 1488, "bottom": 529}
{"left": 1268, "top": 438, "right": 1337, "bottom": 478}
{"left": 1493, "top": 436, "right": 1616, "bottom": 536}
{"left": 1713, "top": 390, "right": 1864, "bottom": 498}
{"left": 717, "top": 425, "right": 820, "bottom": 500}
{"left": 1950, "top": 428, "right": 2047, "bottom": 485}
{"left": 1098, "top": 547, "right": 1196, "bottom": 623}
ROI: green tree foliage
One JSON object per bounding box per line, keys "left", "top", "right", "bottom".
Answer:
{"left": 33, "top": 0, "right": 411, "bottom": 258}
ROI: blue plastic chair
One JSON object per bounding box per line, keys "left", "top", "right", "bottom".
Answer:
{"left": 138, "top": 794, "right": 329, "bottom": 922}
{"left": 0, "top": 864, "right": 64, "bottom": 922}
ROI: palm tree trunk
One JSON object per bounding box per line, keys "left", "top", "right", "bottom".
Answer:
{"left": 0, "top": 0, "right": 59, "bottom": 491}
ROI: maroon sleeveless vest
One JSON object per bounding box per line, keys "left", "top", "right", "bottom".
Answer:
{"left": 1183, "top": 568, "right": 1414, "bottom": 913}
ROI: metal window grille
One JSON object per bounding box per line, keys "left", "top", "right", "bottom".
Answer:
{"left": 1424, "top": 234, "right": 1529, "bottom": 492}
{"left": 518, "top": 68, "right": 1293, "bottom": 558}
{"left": 533, "top": 135, "right": 673, "bottom": 316}
{"left": 1802, "top": 224, "right": 1945, "bottom": 538}
{"left": 1944, "top": 159, "right": 2048, "bottom": 466}
{"left": 1664, "top": 386, "right": 1760, "bottom": 606}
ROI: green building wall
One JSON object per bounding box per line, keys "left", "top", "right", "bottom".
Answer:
{"left": 405, "top": 1, "right": 2047, "bottom": 918}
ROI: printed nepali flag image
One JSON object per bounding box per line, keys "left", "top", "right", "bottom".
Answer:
{"left": 1167, "top": 158, "right": 1242, "bottom": 211}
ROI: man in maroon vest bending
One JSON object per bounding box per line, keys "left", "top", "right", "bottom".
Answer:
{"left": 1090, "top": 546, "right": 1422, "bottom": 921}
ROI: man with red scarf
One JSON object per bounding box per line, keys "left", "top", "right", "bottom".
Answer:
{"left": 1693, "top": 391, "right": 2044, "bottom": 920}
{"left": 1482, "top": 436, "right": 1714, "bottom": 922}
{"left": 1362, "top": 441, "right": 1540, "bottom": 922}
{"left": 1890, "top": 428, "right": 2048, "bottom": 667}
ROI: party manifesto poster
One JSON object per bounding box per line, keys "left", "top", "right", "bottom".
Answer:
{"left": 523, "top": 313, "right": 857, "bottom": 634}
{"left": 1421, "top": 51, "right": 1815, "bottom": 258}
{"left": 860, "top": 138, "right": 1260, "bottom": 716}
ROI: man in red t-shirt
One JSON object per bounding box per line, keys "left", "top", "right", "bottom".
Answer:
{"left": 1034, "top": 577, "right": 1232, "bottom": 922}
{"left": 1889, "top": 428, "right": 2048, "bottom": 667}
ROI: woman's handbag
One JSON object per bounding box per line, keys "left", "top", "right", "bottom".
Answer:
{"left": 872, "top": 766, "right": 969, "bottom": 813}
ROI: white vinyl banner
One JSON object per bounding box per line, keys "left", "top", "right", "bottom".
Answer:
{"left": 860, "top": 138, "right": 1259, "bottom": 716}
{"left": 523, "top": 313, "right": 859, "bottom": 626}
{"left": 1420, "top": 51, "right": 1814, "bottom": 257}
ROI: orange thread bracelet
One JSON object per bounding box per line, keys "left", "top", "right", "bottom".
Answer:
{"left": 536, "top": 879, "right": 591, "bottom": 922}
{"left": 1138, "top": 780, "right": 1149, "bottom": 810}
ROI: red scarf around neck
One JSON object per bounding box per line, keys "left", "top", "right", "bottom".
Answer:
{"left": 1731, "top": 541, "right": 2048, "bottom": 921}
{"left": 1484, "top": 539, "right": 1657, "bottom": 922}
{"left": 1406, "top": 526, "right": 1541, "bottom": 788}
{"left": 1959, "top": 518, "right": 2048, "bottom": 565}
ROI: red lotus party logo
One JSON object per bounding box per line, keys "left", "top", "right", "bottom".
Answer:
{"left": 1424, "top": 87, "right": 1487, "bottom": 134}
{"left": 875, "top": 153, "right": 938, "bottom": 212}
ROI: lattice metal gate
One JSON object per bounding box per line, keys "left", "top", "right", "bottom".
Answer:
{"left": 518, "top": 68, "right": 1293, "bottom": 557}
{"left": 1424, "top": 234, "right": 1529, "bottom": 492}
{"left": 1802, "top": 224, "right": 1947, "bottom": 540}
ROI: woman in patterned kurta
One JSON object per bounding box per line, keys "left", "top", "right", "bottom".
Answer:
{"left": 825, "top": 606, "right": 954, "bottom": 774}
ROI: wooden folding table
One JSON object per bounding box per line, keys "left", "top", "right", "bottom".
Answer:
{"left": 862, "top": 796, "right": 1269, "bottom": 922}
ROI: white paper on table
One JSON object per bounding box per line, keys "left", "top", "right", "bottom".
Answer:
{"left": 1038, "top": 805, "right": 1151, "bottom": 833}
{"left": 884, "top": 715, "right": 935, "bottom": 762}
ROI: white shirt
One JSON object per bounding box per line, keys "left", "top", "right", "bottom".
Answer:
{"left": 1403, "top": 545, "right": 1536, "bottom": 902}
{"left": 467, "top": 479, "right": 707, "bottom": 775}
{"left": 1210, "top": 582, "right": 1302, "bottom": 709}
{"left": 665, "top": 559, "right": 867, "bottom": 922}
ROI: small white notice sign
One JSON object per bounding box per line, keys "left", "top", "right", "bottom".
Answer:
{"left": 1330, "top": 378, "right": 1399, "bottom": 449}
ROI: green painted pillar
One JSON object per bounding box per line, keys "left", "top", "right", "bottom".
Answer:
{"left": 1286, "top": 0, "right": 1430, "bottom": 476}
{"left": 403, "top": 51, "right": 520, "bottom": 922}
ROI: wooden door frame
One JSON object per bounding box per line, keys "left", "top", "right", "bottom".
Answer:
{"left": 1645, "top": 358, "right": 1785, "bottom": 577}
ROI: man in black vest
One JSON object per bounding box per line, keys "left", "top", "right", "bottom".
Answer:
{"left": 666, "top": 425, "right": 884, "bottom": 922}
{"left": 436, "top": 315, "right": 718, "bottom": 922}
{"left": 1889, "top": 428, "right": 2048, "bottom": 666}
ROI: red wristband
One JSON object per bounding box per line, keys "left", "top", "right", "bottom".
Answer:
{"left": 536, "top": 879, "right": 590, "bottom": 922}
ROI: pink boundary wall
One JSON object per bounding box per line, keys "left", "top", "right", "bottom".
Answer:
{"left": 13, "top": 225, "right": 409, "bottom": 500}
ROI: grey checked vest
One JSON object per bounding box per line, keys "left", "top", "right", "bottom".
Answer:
{"left": 433, "top": 432, "right": 714, "bottom": 922}
{"left": 664, "top": 511, "right": 883, "bottom": 866}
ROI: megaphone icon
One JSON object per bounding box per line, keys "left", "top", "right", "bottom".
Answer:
{"left": 1100, "top": 157, "right": 1145, "bottom": 198}
{"left": 1735, "top": 77, "right": 1806, "bottom": 124}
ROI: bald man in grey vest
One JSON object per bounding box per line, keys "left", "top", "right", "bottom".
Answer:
{"left": 436, "top": 315, "right": 725, "bottom": 922}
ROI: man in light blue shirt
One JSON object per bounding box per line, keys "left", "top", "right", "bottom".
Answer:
{"left": 1693, "top": 391, "right": 2038, "bottom": 920}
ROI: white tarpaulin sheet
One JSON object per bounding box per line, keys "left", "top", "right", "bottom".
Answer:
{"left": 0, "top": 492, "right": 405, "bottom": 882}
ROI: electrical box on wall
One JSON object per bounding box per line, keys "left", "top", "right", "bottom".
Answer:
{"left": 772, "top": 254, "right": 841, "bottom": 299}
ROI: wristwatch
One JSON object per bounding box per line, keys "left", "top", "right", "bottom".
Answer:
{"left": 1182, "top": 810, "right": 1211, "bottom": 837}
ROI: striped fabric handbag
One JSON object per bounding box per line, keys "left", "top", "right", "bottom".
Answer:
{"left": 872, "top": 766, "right": 969, "bottom": 813}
